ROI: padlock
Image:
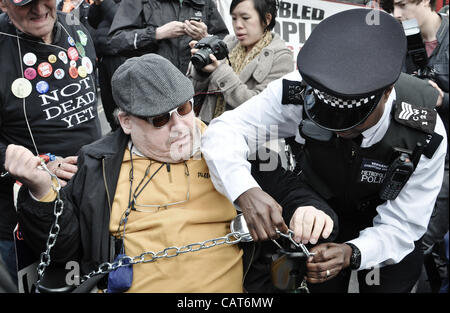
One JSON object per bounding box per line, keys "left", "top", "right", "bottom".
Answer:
{"left": 270, "top": 248, "right": 308, "bottom": 291}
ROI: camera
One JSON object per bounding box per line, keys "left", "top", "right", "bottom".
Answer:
{"left": 415, "top": 66, "right": 437, "bottom": 81}
{"left": 402, "top": 19, "right": 428, "bottom": 69}
{"left": 191, "top": 35, "right": 228, "bottom": 70}
{"left": 402, "top": 19, "right": 439, "bottom": 82}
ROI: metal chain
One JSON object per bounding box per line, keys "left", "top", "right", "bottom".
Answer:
{"left": 33, "top": 163, "right": 313, "bottom": 287}
{"left": 80, "top": 231, "right": 245, "bottom": 282}
{"left": 276, "top": 229, "right": 314, "bottom": 257}
{"left": 32, "top": 156, "right": 246, "bottom": 286}
{"left": 296, "top": 279, "right": 310, "bottom": 293}
{"left": 35, "top": 161, "right": 63, "bottom": 287}
{"left": 81, "top": 228, "right": 313, "bottom": 283}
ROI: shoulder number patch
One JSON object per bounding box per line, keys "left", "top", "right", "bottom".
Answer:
{"left": 282, "top": 79, "right": 305, "bottom": 105}
{"left": 394, "top": 101, "right": 436, "bottom": 134}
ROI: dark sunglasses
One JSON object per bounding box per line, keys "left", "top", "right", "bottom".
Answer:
{"left": 142, "top": 101, "right": 193, "bottom": 128}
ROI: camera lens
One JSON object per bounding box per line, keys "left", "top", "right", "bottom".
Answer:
{"left": 191, "top": 48, "right": 212, "bottom": 70}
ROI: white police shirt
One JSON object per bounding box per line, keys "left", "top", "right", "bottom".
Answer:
{"left": 201, "top": 70, "right": 447, "bottom": 270}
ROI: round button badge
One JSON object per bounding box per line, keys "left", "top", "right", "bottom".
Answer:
{"left": 70, "top": 60, "right": 77, "bottom": 68}
{"left": 11, "top": 78, "right": 32, "bottom": 98}
{"left": 36, "top": 81, "right": 49, "bottom": 94}
{"left": 24, "top": 67, "right": 37, "bottom": 80}
{"left": 78, "top": 66, "right": 87, "bottom": 78}
{"left": 69, "top": 66, "right": 78, "bottom": 79}
{"left": 23, "top": 52, "right": 37, "bottom": 66}
{"left": 48, "top": 54, "right": 58, "bottom": 64}
{"left": 37, "top": 62, "right": 53, "bottom": 78}
{"left": 54, "top": 68, "right": 65, "bottom": 80}
{"left": 68, "top": 36, "right": 75, "bottom": 46}
{"left": 67, "top": 47, "right": 79, "bottom": 61}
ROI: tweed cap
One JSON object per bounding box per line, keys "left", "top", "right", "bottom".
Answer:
{"left": 9, "top": 0, "right": 33, "bottom": 6}
{"left": 111, "top": 54, "right": 194, "bottom": 117}
{"left": 297, "top": 8, "right": 406, "bottom": 131}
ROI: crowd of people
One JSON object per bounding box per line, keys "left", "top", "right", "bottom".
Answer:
{"left": 0, "top": 0, "right": 448, "bottom": 294}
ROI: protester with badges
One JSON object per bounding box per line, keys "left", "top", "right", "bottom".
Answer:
{"left": 187, "top": 0, "right": 294, "bottom": 124}
{"left": 0, "top": 0, "right": 101, "bottom": 289}
{"left": 4, "top": 53, "right": 337, "bottom": 292}
{"left": 201, "top": 9, "right": 447, "bottom": 292}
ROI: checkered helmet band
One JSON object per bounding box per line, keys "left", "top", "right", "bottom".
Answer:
{"left": 313, "top": 89, "right": 376, "bottom": 109}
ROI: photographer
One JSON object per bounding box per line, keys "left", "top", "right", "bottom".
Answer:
{"left": 187, "top": 0, "right": 294, "bottom": 124}
{"left": 108, "top": 0, "right": 228, "bottom": 75}
{"left": 388, "top": 0, "right": 449, "bottom": 291}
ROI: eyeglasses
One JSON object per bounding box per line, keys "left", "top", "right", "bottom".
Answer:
{"left": 142, "top": 101, "right": 193, "bottom": 128}
{"left": 132, "top": 162, "right": 190, "bottom": 212}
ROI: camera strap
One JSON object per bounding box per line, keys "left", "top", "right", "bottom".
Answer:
{"left": 141, "top": 0, "right": 151, "bottom": 25}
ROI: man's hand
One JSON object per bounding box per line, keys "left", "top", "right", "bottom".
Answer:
{"left": 305, "top": 243, "right": 352, "bottom": 284}
{"left": 46, "top": 156, "right": 78, "bottom": 187}
{"left": 428, "top": 80, "right": 444, "bottom": 107}
{"left": 4, "top": 144, "right": 52, "bottom": 200}
{"left": 235, "top": 187, "right": 288, "bottom": 241}
{"left": 289, "top": 206, "right": 334, "bottom": 245}
{"left": 184, "top": 20, "right": 208, "bottom": 40}
{"left": 155, "top": 21, "right": 186, "bottom": 40}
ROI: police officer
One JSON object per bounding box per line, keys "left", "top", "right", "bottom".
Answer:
{"left": 201, "top": 8, "right": 447, "bottom": 292}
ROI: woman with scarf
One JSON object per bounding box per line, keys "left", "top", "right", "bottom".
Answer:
{"left": 188, "top": 0, "right": 294, "bottom": 124}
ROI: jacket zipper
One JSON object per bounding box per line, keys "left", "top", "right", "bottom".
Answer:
{"left": 343, "top": 139, "right": 358, "bottom": 209}
{"left": 102, "top": 157, "right": 112, "bottom": 213}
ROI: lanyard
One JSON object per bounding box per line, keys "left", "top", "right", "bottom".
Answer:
{"left": 115, "top": 144, "right": 165, "bottom": 252}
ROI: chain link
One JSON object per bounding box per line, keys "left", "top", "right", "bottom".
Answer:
{"left": 35, "top": 161, "right": 63, "bottom": 287}
{"left": 34, "top": 162, "right": 311, "bottom": 289}
{"left": 276, "top": 230, "right": 313, "bottom": 257}
{"left": 80, "top": 231, "right": 245, "bottom": 282}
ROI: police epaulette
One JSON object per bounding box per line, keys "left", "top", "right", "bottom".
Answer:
{"left": 393, "top": 100, "right": 437, "bottom": 135}
{"left": 282, "top": 79, "right": 305, "bottom": 105}
{"left": 423, "top": 132, "right": 444, "bottom": 159}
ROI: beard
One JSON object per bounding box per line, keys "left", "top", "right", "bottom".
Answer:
{"left": 168, "top": 126, "right": 195, "bottom": 162}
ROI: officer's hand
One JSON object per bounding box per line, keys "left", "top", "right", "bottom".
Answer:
{"left": 428, "top": 80, "right": 444, "bottom": 107}
{"left": 289, "top": 206, "right": 333, "bottom": 244}
{"left": 235, "top": 187, "right": 288, "bottom": 241}
{"left": 4, "top": 144, "right": 52, "bottom": 200}
{"left": 155, "top": 21, "right": 186, "bottom": 40}
{"left": 46, "top": 156, "right": 78, "bottom": 187}
{"left": 305, "top": 243, "right": 351, "bottom": 284}
{"left": 184, "top": 20, "right": 208, "bottom": 40}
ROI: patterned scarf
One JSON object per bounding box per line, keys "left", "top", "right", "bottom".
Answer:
{"left": 213, "top": 31, "right": 273, "bottom": 118}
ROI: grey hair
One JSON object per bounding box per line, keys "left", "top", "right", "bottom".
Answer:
{"left": 113, "top": 107, "right": 128, "bottom": 124}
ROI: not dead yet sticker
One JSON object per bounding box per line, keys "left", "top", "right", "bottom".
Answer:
{"left": 38, "top": 77, "right": 96, "bottom": 128}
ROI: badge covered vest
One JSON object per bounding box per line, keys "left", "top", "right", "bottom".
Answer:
{"left": 298, "top": 74, "right": 441, "bottom": 242}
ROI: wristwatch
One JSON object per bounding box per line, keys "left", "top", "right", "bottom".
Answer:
{"left": 345, "top": 243, "right": 361, "bottom": 270}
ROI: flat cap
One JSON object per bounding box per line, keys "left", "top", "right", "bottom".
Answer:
{"left": 9, "top": 0, "right": 33, "bottom": 6}
{"left": 112, "top": 54, "right": 194, "bottom": 117}
{"left": 298, "top": 8, "right": 407, "bottom": 131}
